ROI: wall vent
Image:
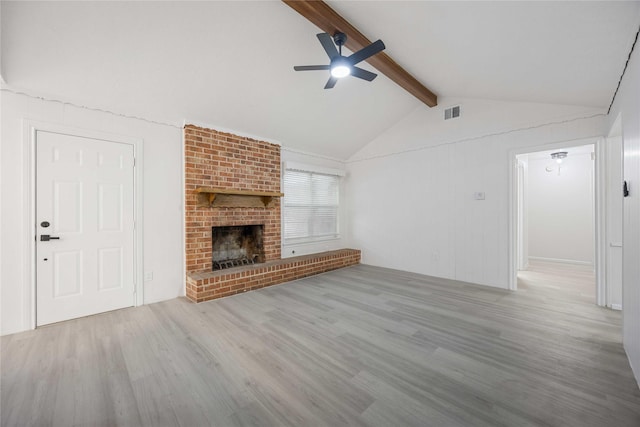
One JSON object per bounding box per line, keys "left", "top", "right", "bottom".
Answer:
{"left": 444, "top": 105, "right": 461, "bottom": 120}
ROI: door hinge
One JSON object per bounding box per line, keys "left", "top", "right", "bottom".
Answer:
{"left": 133, "top": 157, "right": 136, "bottom": 167}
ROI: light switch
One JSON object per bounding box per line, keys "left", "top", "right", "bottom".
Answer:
{"left": 144, "top": 271, "right": 153, "bottom": 281}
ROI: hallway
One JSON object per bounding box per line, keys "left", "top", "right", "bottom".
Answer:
{"left": 518, "top": 260, "right": 596, "bottom": 306}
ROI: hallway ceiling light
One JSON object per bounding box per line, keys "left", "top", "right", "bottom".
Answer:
{"left": 551, "top": 151, "right": 568, "bottom": 164}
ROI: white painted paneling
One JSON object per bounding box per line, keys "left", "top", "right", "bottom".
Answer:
{"left": 280, "top": 148, "right": 348, "bottom": 258}
{"left": 527, "top": 150, "right": 594, "bottom": 265}
{"left": 346, "top": 98, "right": 605, "bottom": 289}
{"left": 348, "top": 142, "right": 456, "bottom": 281}
{"left": 0, "top": 90, "right": 183, "bottom": 335}
{"left": 608, "top": 33, "right": 640, "bottom": 386}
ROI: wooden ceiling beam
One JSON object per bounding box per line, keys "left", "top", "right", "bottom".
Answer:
{"left": 282, "top": 0, "right": 437, "bottom": 107}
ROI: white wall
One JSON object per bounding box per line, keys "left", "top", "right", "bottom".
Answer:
{"left": 346, "top": 98, "right": 605, "bottom": 289}
{"left": 608, "top": 34, "right": 640, "bottom": 384}
{"left": 280, "top": 148, "right": 348, "bottom": 257}
{"left": 527, "top": 149, "right": 594, "bottom": 265}
{"left": 1, "top": 89, "right": 184, "bottom": 335}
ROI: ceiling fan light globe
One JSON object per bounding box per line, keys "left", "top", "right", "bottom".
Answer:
{"left": 331, "top": 64, "right": 351, "bottom": 78}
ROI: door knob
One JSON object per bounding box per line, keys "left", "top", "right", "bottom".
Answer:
{"left": 40, "top": 235, "right": 60, "bottom": 241}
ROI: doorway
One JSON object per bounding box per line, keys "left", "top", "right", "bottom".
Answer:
{"left": 35, "top": 129, "right": 139, "bottom": 326}
{"left": 512, "top": 142, "right": 603, "bottom": 304}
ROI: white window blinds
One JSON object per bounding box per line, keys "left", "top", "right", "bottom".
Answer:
{"left": 283, "top": 169, "right": 340, "bottom": 242}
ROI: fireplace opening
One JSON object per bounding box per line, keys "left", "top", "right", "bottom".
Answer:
{"left": 212, "top": 225, "right": 265, "bottom": 270}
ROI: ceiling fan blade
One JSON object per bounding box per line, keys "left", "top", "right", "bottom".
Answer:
{"left": 351, "top": 66, "right": 377, "bottom": 82}
{"left": 317, "top": 33, "right": 339, "bottom": 60}
{"left": 294, "top": 65, "right": 331, "bottom": 71}
{"left": 324, "top": 76, "right": 338, "bottom": 89}
{"left": 347, "top": 39, "right": 385, "bottom": 65}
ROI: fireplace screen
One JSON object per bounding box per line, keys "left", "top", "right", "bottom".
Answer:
{"left": 212, "top": 225, "right": 265, "bottom": 270}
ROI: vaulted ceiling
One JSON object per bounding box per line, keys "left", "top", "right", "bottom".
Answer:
{"left": 2, "top": 1, "right": 639, "bottom": 159}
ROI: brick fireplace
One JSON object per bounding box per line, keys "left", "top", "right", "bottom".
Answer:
{"left": 184, "top": 124, "right": 360, "bottom": 303}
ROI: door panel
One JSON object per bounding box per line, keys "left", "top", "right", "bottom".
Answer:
{"left": 54, "top": 181, "right": 83, "bottom": 233}
{"left": 98, "top": 183, "right": 123, "bottom": 231}
{"left": 36, "top": 131, "right": 135, "bottom": 326}
{"left": 53, "top": 251, "right": 83, "bottom": 298}
{"left": 98, "top": 247, "right": 123, "bottom": 291}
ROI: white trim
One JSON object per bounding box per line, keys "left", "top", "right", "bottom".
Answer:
{"left": 284, "top": 235, "right": 342, "bottom": 246}
{"left": 594, "top": 138, "right": 607, "bottom": 307}
{"left": 183, "top": 119, "right": 282, "bottom": 147}
{"left": 611, "top": 303, "right": 622, "bottom": 311}
{"left": 528, "top": 256, "right": 593, "bottom": 266}
{"left": 508, "top": 157, "right": 517, "bottom": 290}
{"left": 626, "top": 341, "right": 640, "bottom": 390}
{"left": 3, "top": 86, "right": 179, "bottom": 129}
{"left": 133, "top": 139, "right": 144, "bottom": 307}
{"left": 516, "top": 160, "right": 527, "bottom": 271}
{"left": 283, "top": 161, "right": 346, "bottom": 177}
{"left": 281, "top": 146, "right": 346, "bottom": 164}
{"left": 26, "top": 120, "right": 144, "bottom": 329}
{"left": 181, "top": 130, "right": 187, "bottom": 297}
{"left": 348, "top": 114, "right": 606, "bottom": 164}
{"left": 28, "top": 125, "right": 37, "bottom": 329}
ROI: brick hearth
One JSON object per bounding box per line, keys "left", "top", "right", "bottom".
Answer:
{"left": 186, "top": 249, "right": 361, "bottom": 302}
{"left": 184, "top": 124, "right": 359, "bottom": 303}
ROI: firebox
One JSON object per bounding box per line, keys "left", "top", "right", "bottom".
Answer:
{"left": 212, "top": 225, "right": 265, "bottom": 270}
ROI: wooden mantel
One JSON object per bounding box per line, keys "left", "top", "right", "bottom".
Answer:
{"left": 195, "top": 187, "right": 284, "bottom": 208}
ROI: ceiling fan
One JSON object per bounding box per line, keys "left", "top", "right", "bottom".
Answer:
{"left": 294, "top": 32, "right": 385, "bottom": 89}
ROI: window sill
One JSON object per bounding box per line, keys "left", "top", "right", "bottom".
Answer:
{"left": 284, "top": 235, "right": 342, "bottom": 246}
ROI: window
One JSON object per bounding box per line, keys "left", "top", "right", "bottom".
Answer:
{"left": 283, "top": 169, "right": 340, "bottom": 242}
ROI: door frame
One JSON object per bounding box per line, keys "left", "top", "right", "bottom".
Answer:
{"left": 26, "top": 120, "right": 144, "bottom": 329}
{"left": 507, "top": 136, "right": 606, "bottom": 306}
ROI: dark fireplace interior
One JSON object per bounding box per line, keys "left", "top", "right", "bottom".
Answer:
{"left": 212, "top": 225, "right": 265, "bottom": 270}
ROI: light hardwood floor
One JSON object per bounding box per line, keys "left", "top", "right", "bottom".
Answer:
{"left": 2, "top": 263, "right": 639, "bottom": 426}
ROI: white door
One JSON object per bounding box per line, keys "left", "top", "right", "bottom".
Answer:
{"left": 36, "top": 130, "right": 135, "bottom": 326}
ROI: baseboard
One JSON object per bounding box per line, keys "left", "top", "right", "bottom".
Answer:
{"left": 611, "top": 303, "right": 622, "bottom": 311}
{"left": 624, "top": 342, "right": 640, "bottom": 391}
{"left": 528, "top": 256, "right": 593, "bottom": 267}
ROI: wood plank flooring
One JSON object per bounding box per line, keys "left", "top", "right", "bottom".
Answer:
{"left": 2, "top": 263, "right": 640, "bottom": 426}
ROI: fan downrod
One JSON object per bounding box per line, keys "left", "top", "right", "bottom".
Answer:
{"left": 333, "top": 32, "right": 347, "bottom": 48}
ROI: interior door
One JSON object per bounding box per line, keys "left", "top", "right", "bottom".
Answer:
{"left": 36, "top": 130, "right": 135, "bottom": 326}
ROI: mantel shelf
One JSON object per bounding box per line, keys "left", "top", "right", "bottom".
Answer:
{"left": 195, "top": 187, "right": 283, "bottom": 208}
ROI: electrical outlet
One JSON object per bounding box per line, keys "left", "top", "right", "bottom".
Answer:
{"left": 144, "top": 271, "right": 153, "bottom": 282}
{"left": 474, "top": 192, "right": 485, "bottom": 200}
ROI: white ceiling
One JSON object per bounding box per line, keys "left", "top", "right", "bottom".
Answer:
{"left": 2, "top": 1, "right": 639, "bottom": 160}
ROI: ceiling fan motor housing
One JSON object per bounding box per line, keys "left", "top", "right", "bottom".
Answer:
{"left": 333, "top": 32, "right": 347, "bottom": 48}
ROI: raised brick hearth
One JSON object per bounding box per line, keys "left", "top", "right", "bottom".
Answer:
{"left": 184, "top": 124, "right": 359, "bottom": 303}
{"left": 187, "top": 249, "right": 361, "bottom": 302}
